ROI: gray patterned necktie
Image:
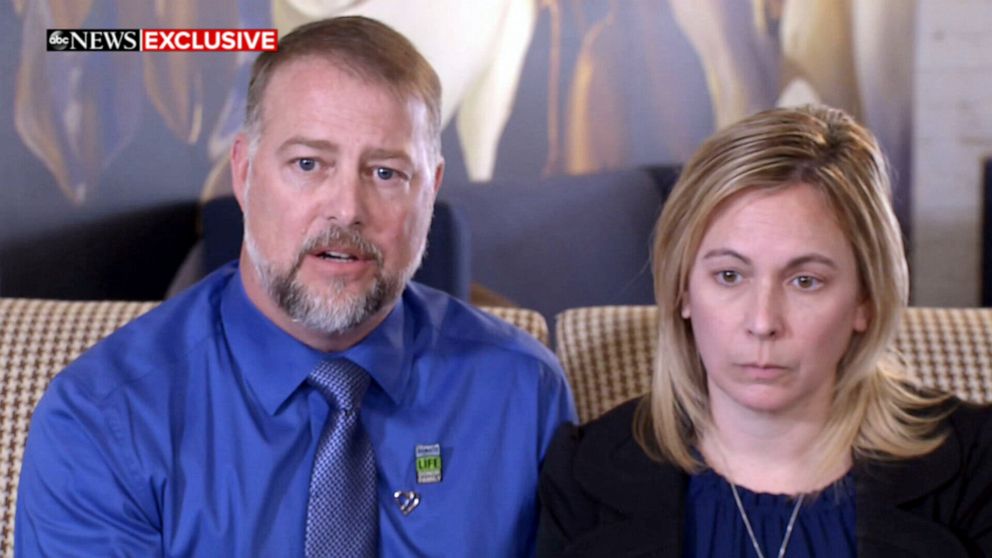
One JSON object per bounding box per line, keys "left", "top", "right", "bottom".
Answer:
{"left": 305, "top": 359, "right": 378, "bottom": 557}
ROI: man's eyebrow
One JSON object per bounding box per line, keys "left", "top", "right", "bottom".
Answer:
{"left": 276, "top": 136, "right": 336, "bottom": 153}
{"left": 366, "top": 148, "right": 413, "bottom": 164}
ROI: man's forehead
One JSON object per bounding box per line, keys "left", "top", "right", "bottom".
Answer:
{"left": 250, "top": 55, "right": 438, "bottom": 163}
{"left": 260, "top": 55, "right": 421, "bottom": 115}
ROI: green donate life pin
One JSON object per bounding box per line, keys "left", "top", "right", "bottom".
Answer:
{"left": 415, "top": 443, "right": 442, "bottom": 484}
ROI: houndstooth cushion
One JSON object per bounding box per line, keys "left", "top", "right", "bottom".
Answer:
{"left": 556, "top": 306, "right": 992, "bottom": 424}
{"left": 0, "top": 298, "right": 158, "bottom": 557}
{"left": 555, "top": 306, "right": 658, "bottom": 424}
{"left": 894, "top": 307, "right": 992, "bottom": 403}
{"left": 481, "top": 306, "right": 550, "bottom": 347}
{"left": 0, "top": 299, "right": 546, "bottom": 557}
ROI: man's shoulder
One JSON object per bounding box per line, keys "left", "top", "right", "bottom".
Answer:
{"left": 404, "top": 282, "right": 560, "bottom": 370}
{"left": 51, "top": 268, "right": 232, "bottom": 403}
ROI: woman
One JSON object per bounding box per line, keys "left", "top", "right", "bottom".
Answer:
{"left": 538, "top": 105, "right": 992, "bottom": 557}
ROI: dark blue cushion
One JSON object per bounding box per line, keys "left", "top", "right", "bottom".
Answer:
{"left": 440, "top": 167, "right": 675, "bottom": 322}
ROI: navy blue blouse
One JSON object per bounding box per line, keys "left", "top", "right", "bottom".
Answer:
{"left": 684, "top": 469, "right": 856, "bottom": 557}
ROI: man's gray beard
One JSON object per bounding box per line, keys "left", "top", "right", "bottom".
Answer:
{"left": 245, "top": 225, "right": 422, "bottom": 336}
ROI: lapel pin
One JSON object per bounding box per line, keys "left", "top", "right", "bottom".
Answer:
{"left": 393, "top": 490, "right": 420, "bottom": 515}
{"left": 415, "top": 443, "right": 442, "bottom": 484}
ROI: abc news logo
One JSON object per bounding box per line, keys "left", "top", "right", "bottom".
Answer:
{"left": 47, "top": 29, "right": 277, "bottom": 52}
{"left": 48, "top": 29, "right": 139, "bottom": 51}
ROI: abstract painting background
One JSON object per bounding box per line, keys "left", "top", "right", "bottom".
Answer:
{"left": 0, "top": 0, "right": 916, "bottom": 299}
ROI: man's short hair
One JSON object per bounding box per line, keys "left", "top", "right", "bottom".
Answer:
{"left": 244, "top": 16, "right": 442, "bottom": 155}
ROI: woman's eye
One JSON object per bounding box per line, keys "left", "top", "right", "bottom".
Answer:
{"left": 296, "top": 158, "right": 317, "bottom": 172}
{"left": 715, "top": 270, "right": 741, "bottom": 285}
{"left": 793, "top": 275, "right": 821, "bottom": 290}
{"left": 374, "top": 167, "right": 396, "bottom": 180}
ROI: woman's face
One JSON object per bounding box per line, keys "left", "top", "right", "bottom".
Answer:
{"left": 683, "top": 183, "right": 869, "bottom": 418}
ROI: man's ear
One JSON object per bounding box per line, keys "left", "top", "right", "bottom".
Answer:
{"left": 432, "top": 157, "right": 445, "bottom": 196}
{"left": 231, "top": 132, "right": 251, "bottom": 209}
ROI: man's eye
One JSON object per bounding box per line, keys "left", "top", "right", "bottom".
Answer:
{"left": 296, "top": 158, "right": 317, "bottom": 172}
{"left": 715, "top": 270, "right": 741, "bottom": 285}
{"left": 374, "top": 167, "right": 396, "bottom": 180}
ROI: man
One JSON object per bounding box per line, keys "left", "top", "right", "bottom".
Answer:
{"left": 16, "top": 17, "right": 575, "bottom": 557}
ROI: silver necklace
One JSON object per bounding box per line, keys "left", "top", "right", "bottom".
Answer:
{"left": 729, "top": 481, "right": 804, "bottom": 558}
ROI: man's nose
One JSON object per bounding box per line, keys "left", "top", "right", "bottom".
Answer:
{"left": 746, "top": 282, "right": 784, "bottom": 340}
{"left": 322, "top": 171, "right": 368, "bottom": 226}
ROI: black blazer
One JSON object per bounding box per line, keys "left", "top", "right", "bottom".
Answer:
{"left": 538, "top": 398, "right": 992, "bottom": 557}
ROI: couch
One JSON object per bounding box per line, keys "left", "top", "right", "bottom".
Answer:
{"left": 5, "top": 298, "right": 990, "bottom": 554}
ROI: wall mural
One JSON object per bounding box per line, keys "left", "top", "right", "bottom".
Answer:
{"left": 3, "top": 0, "right": 915, "bottom": 300}
{"left": 14, "top": 0, "right": 913, "bottom": 199}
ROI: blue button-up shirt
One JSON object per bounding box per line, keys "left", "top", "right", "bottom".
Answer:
{"left": 16, "top": 263, "right": 576, "bottom": 556}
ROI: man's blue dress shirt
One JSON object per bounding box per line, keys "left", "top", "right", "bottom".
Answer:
{"left": 15, "top": 263, "right": 576, "bottom": 556}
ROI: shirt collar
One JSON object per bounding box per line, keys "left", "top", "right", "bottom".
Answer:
{"left": 220, "top": 264, "right": 412, "bottom": 415}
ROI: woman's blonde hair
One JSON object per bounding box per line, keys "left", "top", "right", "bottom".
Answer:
{"left": 633, "top": 105, "right": 947, "bottom": 471}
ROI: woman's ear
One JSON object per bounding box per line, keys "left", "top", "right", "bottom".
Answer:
{"left": 853, "top": 299, "right": 870, "bottom": 333}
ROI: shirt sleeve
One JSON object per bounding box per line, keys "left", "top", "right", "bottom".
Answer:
{"left": 15, "top": 376, "right": 161, "bottom": 557}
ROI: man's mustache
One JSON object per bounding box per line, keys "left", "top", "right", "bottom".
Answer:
{"left": 291, "top": 226, "right": 384, "bottom": 271}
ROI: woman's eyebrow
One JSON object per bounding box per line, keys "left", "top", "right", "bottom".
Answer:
{"left": 701, "top": 250, "right": 839, "bottom": 270}
{"left": 701, "top": 248, "right": 749, "bottom": 264}
{"left": 785, "top": 254, "right": 838, "bottom": 270}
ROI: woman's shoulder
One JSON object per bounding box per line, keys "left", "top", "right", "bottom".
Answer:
{"left": 545, "top": 397, "right": 644, "bottom": 465}
{"left": 909, "top": 394, "right": 992, "bottom": 453}
{"left": 855, "top": 397, "right": 992, "bottom": 555}
{"left": 538, "top": 398, "right": 686, "bottom": 556}
{"left": 937, "top": 397, "right": 992, "bottom": 470}
{"left": 542, "top": 396, "right": 684, "bottom": 506}
{"left": 863, "top": 395, "right": 992, "bottom": 467}
{"left": 942, "top": 396, "right": 992, "bottom": 433}
{"left": 858, "top": 396, "right": 992, "bottom": 495}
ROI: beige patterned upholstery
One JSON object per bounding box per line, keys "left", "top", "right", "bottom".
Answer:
{"left": 0, "top": 298, "right": 546, "bottom": 557}
{"left": 556, "top": 305, "right": 992, "bottom": 424}
{"left": 0, "top": 299, "right": 158, "bottom": 556}
{"left": 481, "top": 306, "right": 550, "bottom": 347}
{"left": 894, "top": 307, "right": 992, "bottom": 403}
{"left": 555, "top": 306, "right": 658, "bottom": 424}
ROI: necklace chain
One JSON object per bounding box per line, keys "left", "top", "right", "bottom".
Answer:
{"left": 729, "top": 481, "right": 804, "bottom": 558}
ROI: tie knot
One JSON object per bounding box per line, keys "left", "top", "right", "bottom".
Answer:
{"left": 308, "top": 359, "right": 370, "bottom": 411}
